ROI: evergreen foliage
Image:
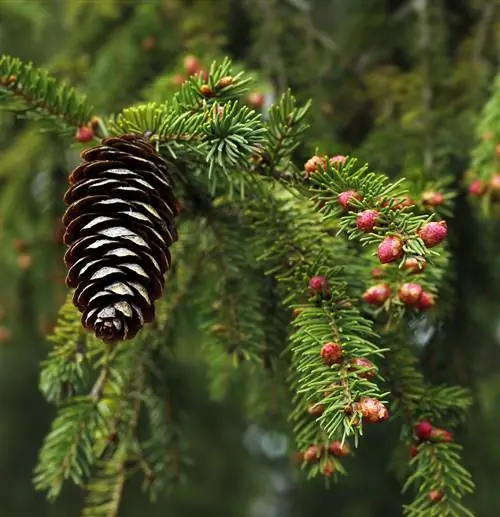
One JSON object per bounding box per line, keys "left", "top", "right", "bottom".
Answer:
{"left": 3, "top": 2, "right": 500, "bottom": 517}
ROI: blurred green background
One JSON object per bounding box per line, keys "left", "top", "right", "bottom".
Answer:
{"left": 2, "top": 0, "right": 500, "bottom": 515}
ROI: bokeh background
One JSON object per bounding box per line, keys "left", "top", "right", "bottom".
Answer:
{"left": 2, "top": 0, "right": 500, "bottom": 515}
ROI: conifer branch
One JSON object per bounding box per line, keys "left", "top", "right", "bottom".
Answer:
{"left": 0, "top": 54, "right": 93, "bottom": 130}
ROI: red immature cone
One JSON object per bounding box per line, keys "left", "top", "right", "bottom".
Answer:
{"left": 416, "top": 291, "right": 435, "bottom": 310}
{"left": 320, "top": 342, "right": 343, "bottom": 366}
{"left": 309, "top": 275, "right": 330, "bottom": 297}
{"left": 421, "top": 190, "right": 445, "bottom": 207}
{"left": 329, "top": 155, "right": 347, "bottom": 168}
{"left": 468, "top": 179, "right": 486, "bottom": 197}
{"left": 428, "top": 490, "right": 444, "bottom": 503}
{"left": 378, "top": 235, "right": 404, "bottom": 263}
{"left": 358, "top": 398, "right": 389, "bottom": 423}
{"left": 362, "top": 283, "right": 391, "bottom": 305}
{"left": 415, "top": 420, "right": 433, "bottom": 441}
{"left": 371, "top": 267, "right": 385, "bottom": 279}
{"left": 350, "top": 357, "right": 376, "bottom": 379}
{"left": 321, "top": 459, "right": 336, "bottom": 477}
{"left": 356, "top": 209, "right": 379, "bottom": 232}
{"left": 248, "top": 90, "right": 265, "bottom": 109}
{"left": 75, "top": 126, "right": 94, "bottom": 143}
{"left": 382, "top": 195, "right": 414, "bottom": 210}
{"left": 430, "top": 427, "right": 453, "bottom": 443}
{"left": 184, "top": 54, "right": 201, "bottom": 75}
{"left": 409, "top": 444, "right": 419, "bottom": 458}
{"left": 398, "top": 283, "right": 424, "bottom": 305}
{"left": 403, "top": 257, "right": 426, "bottom": 274}
{"left": 307, "top": 404, "right": 325, "bottom": 417}
{"left": 304, "top": 155, "right": 327, "bottom": 176}
{"left": 338, "top": 190, "right": 362, "bottom": 210}
{"left": 303, "top": 445, "right": 321, "bottom": 463}
{"left": 328, "top": 441, "right": 350, "bottom": 457}
{"left": 418, "top": 221, "right": 448, "bottom": 248}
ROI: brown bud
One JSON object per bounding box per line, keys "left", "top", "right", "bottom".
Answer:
{"left": 17, "top": 253, "right": 33, "bottom": 270}
{"left": 218, "top": 76, "right": 233, "bottom": 88}
{"left": 358, "top": 398, "right": 389, "bottom": 423}
{"left": 428, "top": 490, "right": 444, "bottom": 503}
{"left": 303, "top": 445, "right": 321, "bottom": 463}
{"left": 307, "top": 404, "right": 325, "bottom": 417}
{"left": 328, "top": 440, "right": 350, "bottom": 457}
{"left": 200, "top": 84, "right": 214, "bottom": 97}
{"left": 350, "top": 358, "right": 376, "bottom": 379}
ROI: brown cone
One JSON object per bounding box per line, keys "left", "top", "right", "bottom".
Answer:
{"left": 62, "top": 133, "right": 178, "bottom": 343}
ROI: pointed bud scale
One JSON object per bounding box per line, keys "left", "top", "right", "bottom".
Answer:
{"left": 403, "top": 257, "right": 426, "bottom": 274}
{"left": 409, "top": 444, "right": 419, "bottom": 458}
{"left": 76, "top": 126, "right": 94, "bottom": 143}
{"left": 430, "top": 427, "right": 453, "bottom": 443}
{"left": 378, "top": 235, "right": 404, "bottom": 263}
{"left": 418, "top": 221, "right": 447, "bottom": 248}
{"left": 468, "top": 179, "right": 487, "bottom": 197}
{"left": 416, "top": 291, "right": 435, "bottom": 310}
{"left": 338, "top": 190, "right": 362, "bottom": 210}
{"left": 303, "top": 445, "right": 321, "bottom": 463}
{"left": 358, "top": 398, "right": 389, "bottom": 423}
{"left": 307, "top": 404, "right": 325, "bottom": 417}
{"left": 421, "top": 191, "right": 445, "bottom": 207}
{"left": 184, "top": 55, "right": 201, "bottom": 75}
{"left": 329, "top": 155, "right": 347, "bottom": 168}
{"left": 415, "top": 420, "right": 433, "bottom": 440}
{"left": 308, "top": 275, "right": 330, "bottom": 297}
{"left": 350, "top": 357, "right": 376, "bottom": 379}
{"left": 304, "top": 155, "right": 327, "bottom": 176}
{"left": 321, "top": 459, "right": 336, "bottom": 477}
{"left": 356, "top": 209, "right": 379, "bottom": 232}
{"left": 362, "top": 283, "right": 391, "bottom": 305}
{"left": 398, "top": 283, "right": 424, "bottom": 305}
{"left": 328, "top": 441, "right": 350, "bottom": 457}
{"left": 428, "top": 490, "right": 444, "bottom": 503}
{"left": 320, "top": 342, "right": 343, "bottom": 366}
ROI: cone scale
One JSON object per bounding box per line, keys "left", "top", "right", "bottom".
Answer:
{"left": 62, "top": 133, "right": 178, "bottom": 343}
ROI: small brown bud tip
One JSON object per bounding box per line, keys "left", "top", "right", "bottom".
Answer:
{"left": 320, "top": 342, "right": 343, "bottom": 366}
{"left": 141, "top": 35, "right": 156, "bottom": 51}
{"left": 218, "top": 76, "right": 234, "bottom": 88}
{"left": 416, "top": 291, "right": 435, "bottom": 310}
{"left": 428, "top": 490, "right": 444, "bottom": 503}
{"left": 321, "top": 459, "right": 336, "bottom": 477}
{"left": 421, "top": 190, "right": 445, "bottom": 207}
{"left": 490, "top": 174, "right": 500, "bottom": 193}
{"left": 358, "top": 398, "right": 389, "bottom": 423}
{"left": 308, "top": 275, "right": 330, "bottom": 297}
{"left": 468, "top": 179, "right": 487, "bottom": 197}
{"left": 362, "top": 283, "right": 391, "bottom": 305}
{"left": 409, "top": 444, "right": 419, "bottom": 458}
{"left": 5, "top": 75, "right": 17, "bottom": 85}
{"left": 338, "top": 190, "right": 363, "bottom": 210}
{"left": 371, "top": 267, "right": 385, "bottom": 279}
{"left": 356, "top": 209, "right": 379, "bottom": 232}
{"left": 200, "top": 84, "right": 214, "bottom": 97}
{"left": 483, "top": 131, "right": 493, "bottom": 141}
{"left": 0, "top": 326, "right": 11, "bottom": 344}
{"left": 292, "top": 307, "right": 303, "bottom": 318}
{"left": 403, "top": 257, "right": 426, "bottom": 274}
{"left": 350, "top": 358, "right": 376, "bottom": 379}
{"left": 184, "top": 55, "right": 201, "bottom": 75}
{"left": 172, "top": 74, "right": 186, "bottom": 86}
{"left": 414, "top": 420, "right": 433, "bottom": 441}
{"left": 307, "top": 404, "right": 325, "bottom": 417}
{"left": 329, "top": 155, "right": 347, "bottom": 168}
{"left": 248, "top": 90, "right": 265, "bottom": 109}
{"left": 17, "top": 253, "right": 33, "bottom": 270}
{"left": 89, "top": 116, "right": 103, "bottom": 132}
{"left": 418, "top": 221, "right": 448, "bottom": 248}
{"left": 303, "top": 445, "right": 321, "bottom": 463}
{"left": 328, "top": 440, "right": 350, "bottom": 457}
{"left": 378, "top": 235, "right": 404, "bottom": 263}
{"left": 304, "top": 155, "right": 327, "bottom": 176}
{"left": 430, "top": 427, "right": 453, "bottom": 443}
{"left": 13, "top": 239, "right": 27, "bottom": 253}
{"left": 398, "top": 283, "right": 424, "bottom": 305}
{"left": 75, "top": 126, "right": 94, "bottom": 143}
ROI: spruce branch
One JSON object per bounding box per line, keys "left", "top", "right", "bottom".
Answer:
{"left": 0, "top": 54, "right": 93, "bottom": 130}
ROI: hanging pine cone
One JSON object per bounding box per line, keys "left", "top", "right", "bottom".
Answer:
{"left": 62, "top": 133, "right": 178, "bottom": 343}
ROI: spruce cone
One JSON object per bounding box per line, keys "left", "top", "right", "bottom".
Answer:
{"left": 62, "top": 133, "right": 178, "bottom": 343}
